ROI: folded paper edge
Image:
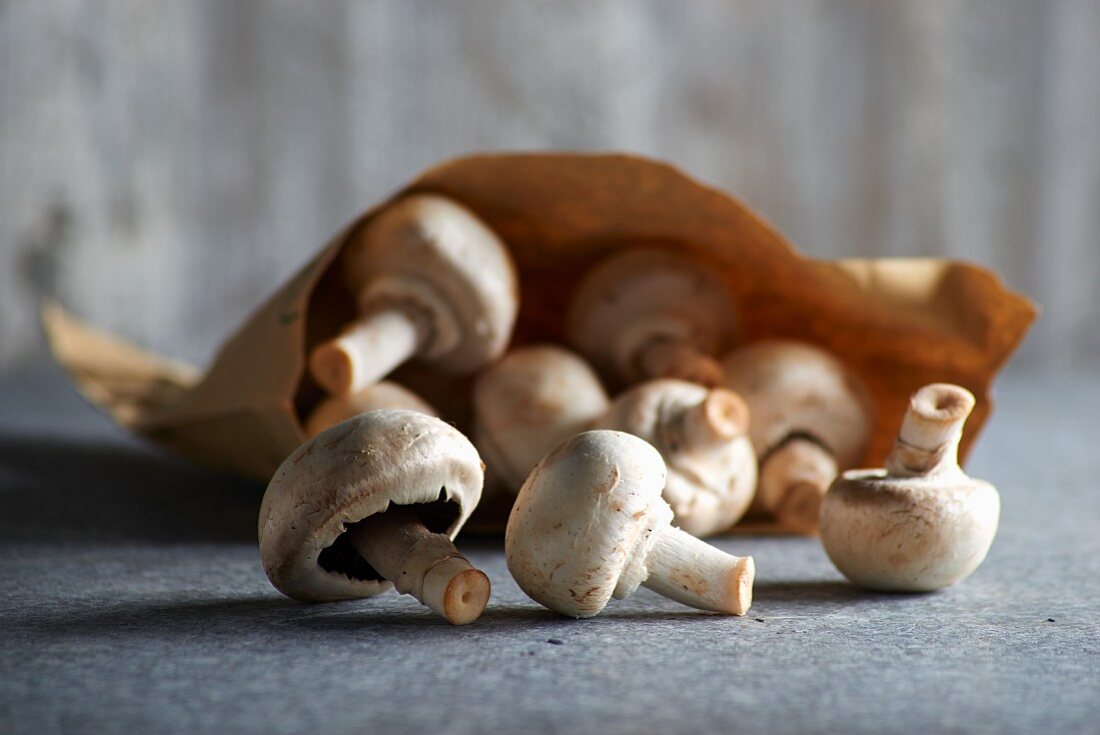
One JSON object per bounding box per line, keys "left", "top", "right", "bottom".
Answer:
{"left": 41, "top": 301, "right": 202, "bottom": 427}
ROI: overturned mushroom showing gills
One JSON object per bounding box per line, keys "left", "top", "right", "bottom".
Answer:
{"left": 506, "top": 430, "right": 755, "bottom": 618}
{"left": 305, "top": 381, "right": 438, "bottom": 437}
{"left": 310, "top": 194, "right": 518, "bottom": 396}
{"left": 565, "top": 249, "right": 736, "bottom": 388}
{"left": 473, "top": 345, "right": 611, "bottom": 492}
{"left": 591, "top": 380, "right": 757, "bottom": 537}
{"left": 722, "top": 340, "right": 874, "bottom": 533}
{"left": 820, "top": 383, "right": 1000, "bottom": 592}
{"left": 259, "top": 410, "right": 490, "bottom": 624}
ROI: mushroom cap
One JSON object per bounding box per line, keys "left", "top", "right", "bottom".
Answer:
{"left": 304, "top": 381, "right": 437, "bottom": 437}
{"left": 820, "top": 469, "right": 1000, "bottom": 592}
{"left": 259, "top": 410, "right": 484, "bottom": 602}
{"left": 341, "top": 194, "right": 519, "bottom": 373}
{"left": 565, "top": 248, "right": 737, "bottom": 386}
{"left": 505, "top": 430, "right": 673, "bottom": 618}
{"left": 473, "top": 345, "right": 610, "bottom": 491}
{"left": 591, "top": 379, "right": 757, "bottom": 537}
{"left": 721, "top": 339, "right": 874, "bottom": 469}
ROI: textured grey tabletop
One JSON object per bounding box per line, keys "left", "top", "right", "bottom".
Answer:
{"left": 2, "top": 365, "right": 1098, "bottom": 735}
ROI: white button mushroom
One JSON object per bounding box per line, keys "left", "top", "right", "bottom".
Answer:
{"left": 309, "top": 194, "right": 519, "bottom": 396}
{"left": 721, "top": 340, "right": 874, "bottom": 533}
{"left": 259, "top": 410, "right": 491, "bottom": 624}
{"left": 304, "top": 381, "right": 438, "bottom": 437}
{"left": 592, "top": 379, "right": 757, "bottom": 537}
{"left": 474, "top": 346, "right": 758, "bottom": 536}
{"left": 819, "top": 383, "right": 1000, "bottom": 592}
{"left": 565, "top": 249, "right": 737, "bottom": 388}
{"left": 473, "top": 345, "right": 611, "bottom": 492}
{"left": 506, "top": 430, "right": 755, "bottom": 618}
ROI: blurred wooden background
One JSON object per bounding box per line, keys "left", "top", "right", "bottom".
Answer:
{"left": 2, "top": 1, "right": 1097, "bottom": 373}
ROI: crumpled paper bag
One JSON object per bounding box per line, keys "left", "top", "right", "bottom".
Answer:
{"left": 44, "top": 152, "right": 1037, "bottom": 514}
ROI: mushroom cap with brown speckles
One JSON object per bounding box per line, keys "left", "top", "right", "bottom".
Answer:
{"left": 505, "top": 430, "right": 672, "bottom": 618}
{"left": 820, "top": 469, "right": 999, "bottom": 591}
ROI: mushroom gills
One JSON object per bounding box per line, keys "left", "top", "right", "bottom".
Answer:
{"left": 316, "top": 491, "right": 460, "bottom": 582}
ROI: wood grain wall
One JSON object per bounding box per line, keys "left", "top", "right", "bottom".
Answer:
{"left": 2, "top": 1, "right": 1097, "bottom": 373}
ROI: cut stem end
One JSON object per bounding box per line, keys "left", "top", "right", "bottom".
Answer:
{"left": 642, "top": 526, "right": 755, "bottom": 615}
{"left": 887, "top": 383, "right": 975, "bottom": 476}
{"left": 347, "top": 506, "right": 489, "bottom": 625}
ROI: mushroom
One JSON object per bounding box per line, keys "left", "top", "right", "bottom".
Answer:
{"left": 309, "top": 194, "right": 518, "bottom": 396}
{"left": 258, "top": 410, "right": 490, "bottom": 624}
{"left": 819, "top": 383, "right": 1000, "bottom": 592}
{"left": 506, "top": 430, "right": 755, "bottom": 618}
{"left": 565, "top": 249, "right": 736, "bottom": 388}
{"left": 474, "top": 346, "right": 758, "bottom": 536}
{"left": 721, "top": 339, "right": 874, "bottom": 533}
{"left": 473, "top": 345, "right": 610, "bottom": 492}
{"left": 305, "top": 381, "right": 438, "bottom": 437}
{"left": 592, "top": 380, "right": 757, "bottom": 537}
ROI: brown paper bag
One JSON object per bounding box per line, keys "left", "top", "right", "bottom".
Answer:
{"left": 44, "top": 152, "right": 1036, "bottom": 513}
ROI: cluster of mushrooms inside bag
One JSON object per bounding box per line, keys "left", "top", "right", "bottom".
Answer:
{"left": 44, "top": 154, "right": 1035, "bottom": 625}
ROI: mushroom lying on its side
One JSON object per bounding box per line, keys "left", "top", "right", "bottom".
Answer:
{"left": 259, "top": 410, "right": 490, "bottom": 624}
{"left": 565, "top": 249, "right": 737, "bottom": 388}
{"left": 506, "top": 431, "right": 755, "bottom": 618}
{"left": 591, "top": 380, "right": 756, "bottom": 537}
{"left": 309, "top": 194, "right": 518, "bottom": 397}
{"left": 305, "top": 381, "right": 438, "bottom": 437}
{"left": 474, "top": 346, "right": 758, "bottom": 536}
{"left": 820, "top": 383, "right": 1000, "bottom": 592}
{"left": 721, "top": 340, "right": 874, "bottom": 533}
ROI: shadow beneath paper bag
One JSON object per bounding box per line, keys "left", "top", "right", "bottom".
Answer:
{"left": 0, "top": 433, "right": 262, "bottom": 544}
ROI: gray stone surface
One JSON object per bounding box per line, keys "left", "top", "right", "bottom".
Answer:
{"left": 1, "top": 365, "right": 1098, "bottom": 735}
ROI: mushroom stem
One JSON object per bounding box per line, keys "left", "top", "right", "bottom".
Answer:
{"left": 758, "top": 438, "right": 838, "bottom": 534}
{"left": 642, "top": 526, "right": 754, "bottom": 615}
{"left": 636, "top": 339, "right": 724, "bottom": 387}
{"left": 886, "top": 383, "right": 976, "bottom": 477}
{"left": 347, "top": 506, "right": 490, "bottom": 625}
{"left": 678, "top": 389, "right": 750, "bottom": 449}
{"left": 310, "top": 306, "right": 423, "bottom": 396}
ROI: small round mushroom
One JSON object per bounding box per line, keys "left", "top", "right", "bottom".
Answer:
{"left": 473, "top": 345, "right": 611, "bottom": 492}
{"left": 259, "top": 410, "right": 490, "bottom": 624}
{"left": 309, "top": 194, "right": 518, "bottom": 396}
{"left": 304, "top": 381, "right": 438, "bottom": 437}
{"left": 565, "top": 249, "right": 737, "bottom": 388}
{"left": 721, "top": 340, "right": 874, "bottom": 533}
{"left": 591, "top": 380, "right": 757, "bottom": 537}
{"left": 820, "top": 384, "right": 999, "bottom": 592}
{"left": 506, "top": 430, "right": 755, "bottom": 618}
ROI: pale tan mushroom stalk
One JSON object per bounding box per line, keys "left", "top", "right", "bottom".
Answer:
{"left": 259, "top": 410, "right": 490, "bottom": 624}
{"left": 819, "top": 384, "right": 1000, "bottom": 592}
{"left": 310, "top": 194, "right": 518, "bottom": 396}
{"left": 346, "top": 506, "right": 489, "bottom": 624}
{"left": 565, "top": 249, "right": 736, "bottom": 388}
{"left": 305, "top": 381, "right": 438, "bottom": 437}
{"left": 722, "top": 340, "right": 874, "bottom": 533}
{"left": 591, "top": 380, "right": 757, "bottom": 537}
{"left": 506, "top": 431, "right": 755, "bottom": 618}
